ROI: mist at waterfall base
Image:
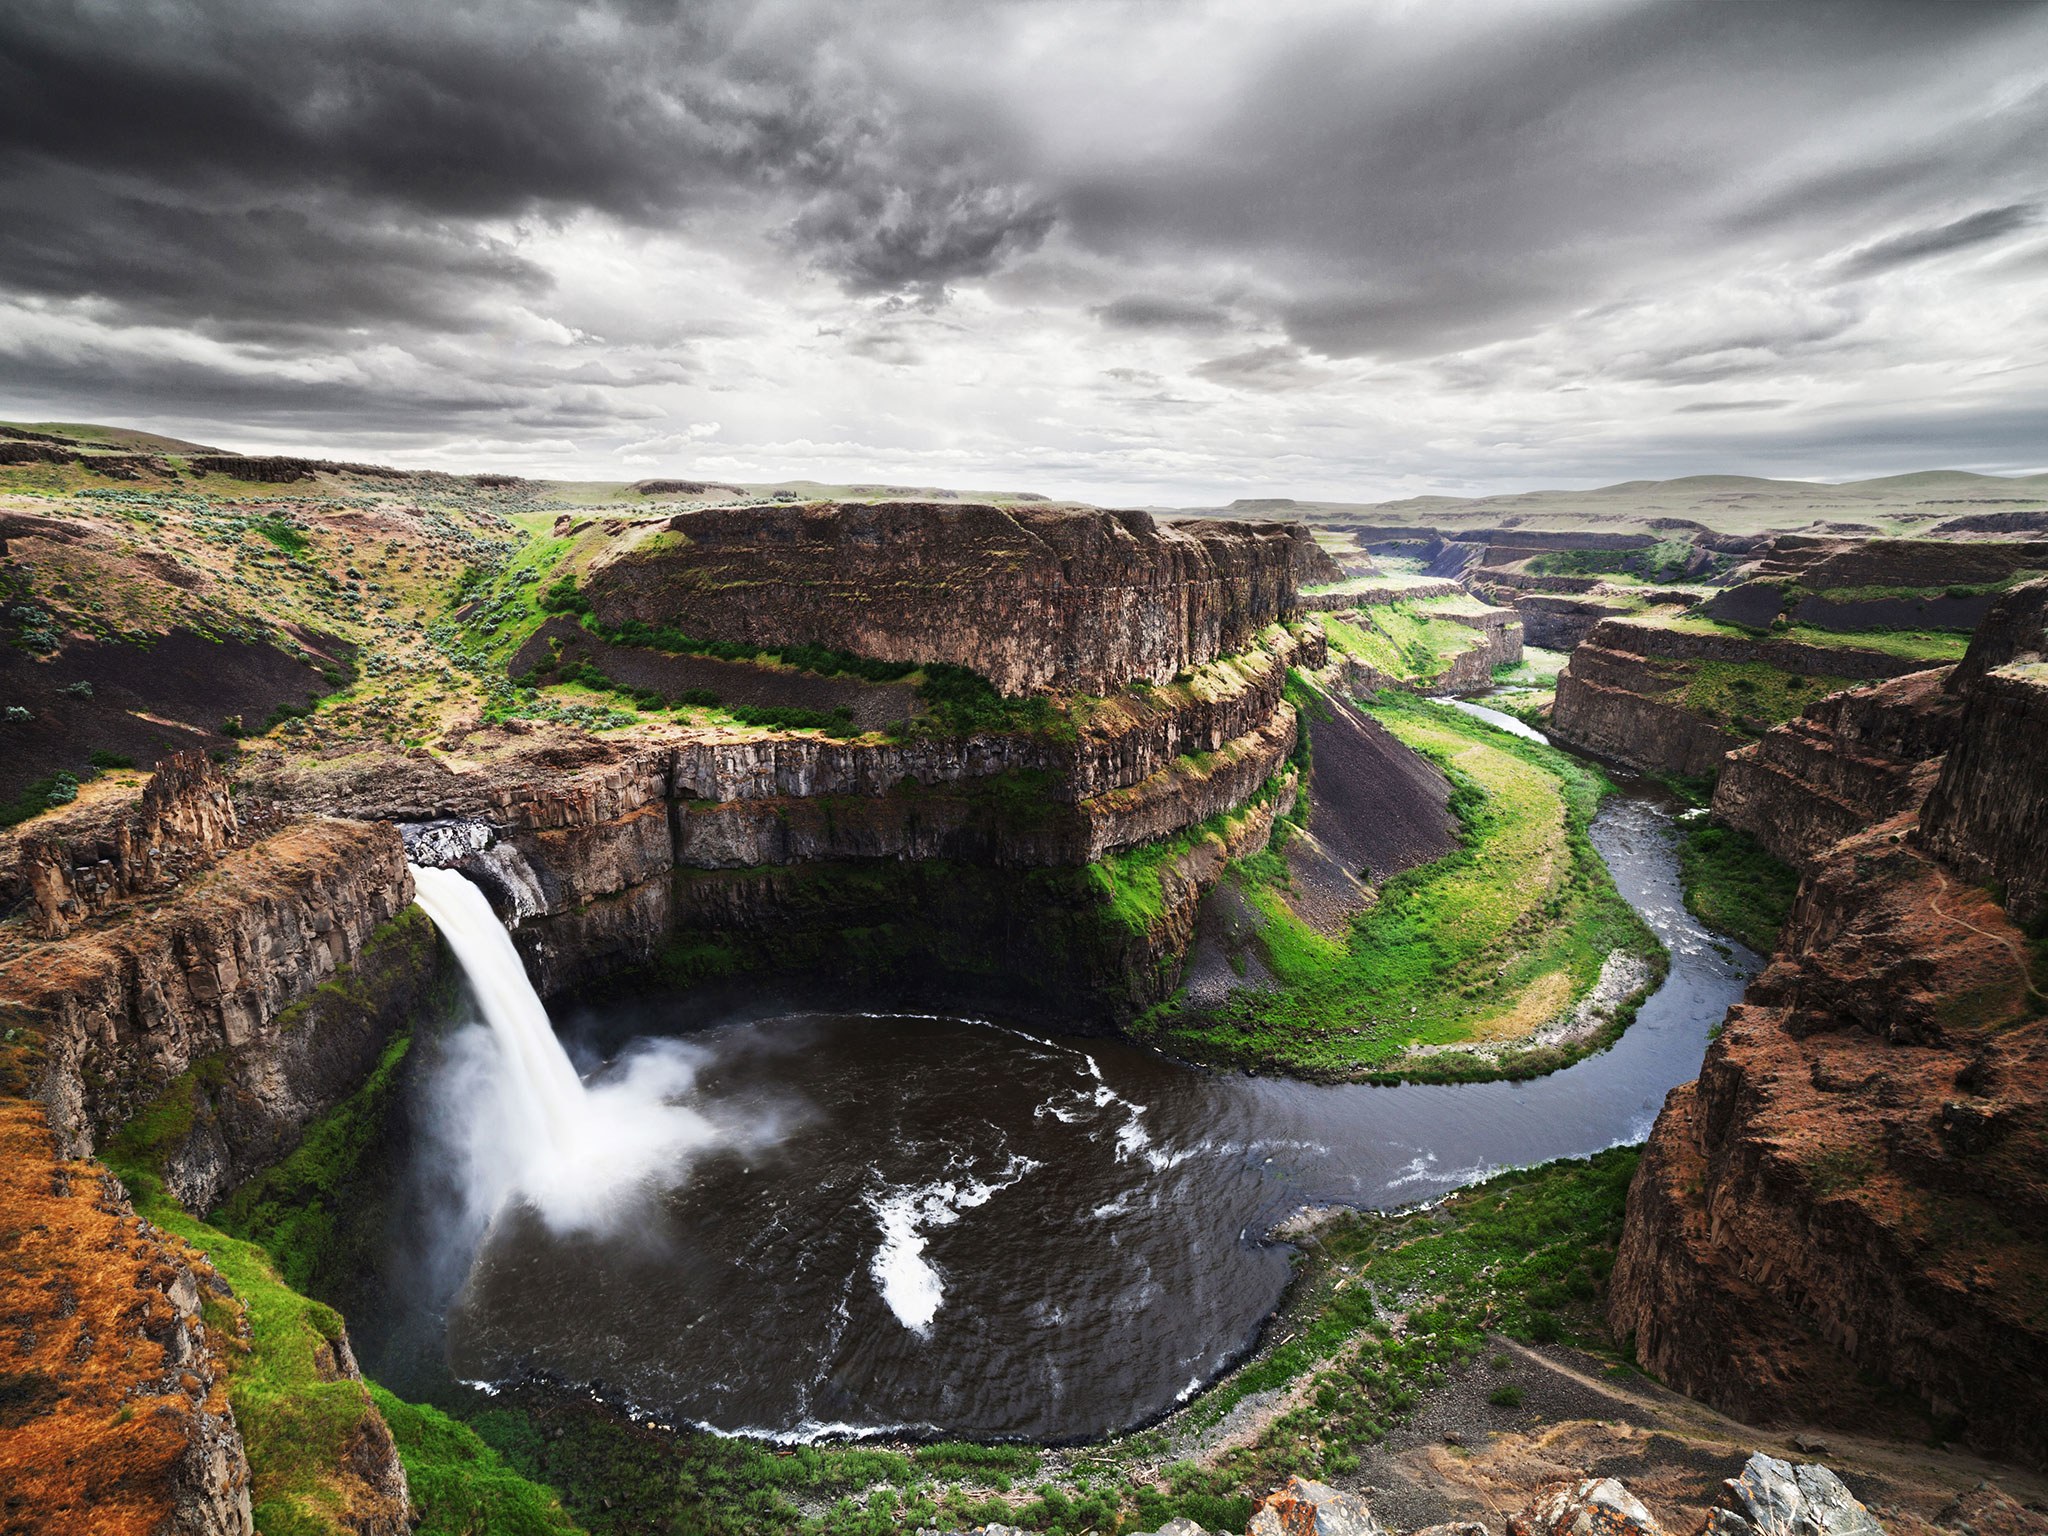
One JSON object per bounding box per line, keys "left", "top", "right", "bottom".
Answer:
{"left": 401, "top": 868, "right": 798, "bottom": 1305}
{"left": 380, "top": 792, "right": 1754, "bottom": 1442}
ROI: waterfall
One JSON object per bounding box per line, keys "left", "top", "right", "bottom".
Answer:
{"left": 408, "top": 863, "right": 758, "bottom": 1234}
{"left": 409, "top": 865, "right": 589, "bottom": 1157}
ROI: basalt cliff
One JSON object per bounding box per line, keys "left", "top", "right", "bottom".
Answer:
{"left": 578, "top": 501, "right": 1316, "bottom": 695}
{"left": 1611, "top": 581, "right": 2048, "bottom": 1468}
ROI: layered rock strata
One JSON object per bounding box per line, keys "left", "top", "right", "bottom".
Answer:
{"left": 1712, "top": 580, "right": 2048, "bottom": 874}
{"left": 1550, "top": 618, "right": 1924, "bottom": 777}
{"left": 1918, "top": 580, "right": 2048, "bottom": 928}
{"left": 1710, "top": 669, "right": 1963, "bottom": 870}
{"left": 579, "top": 501, "right": 1310, "bottom": 695}
{"left": 15, "top": 749, "right": 239, "bottom": 938}
{"left": 1611, "top": 811, "right": 2047, "bottom": 1464}
{"left": 1615, "top": 582, "right": 2048, "bottom": 1465}
{"left": 0, "top": 810, "right": 432, "bottom": 1208}
{"left": 250, "top": 629, "right": 1319, "bottom": 1003}
{"left": 1506, "top": 594, "right": 1643, "bottom": 651}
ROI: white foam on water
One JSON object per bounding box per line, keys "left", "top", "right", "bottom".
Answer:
{"left": 867, "top": 1154, "right": 1040, "bottom": 1336}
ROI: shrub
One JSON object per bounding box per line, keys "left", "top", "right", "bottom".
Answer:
{"left": 538, "top": 576, "right": 591, "bottom": 615}
{"left": 1487, "top": 1384, "right": 1525, "bottom": 1408}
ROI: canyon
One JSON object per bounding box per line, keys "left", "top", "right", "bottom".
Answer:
{"left": 2, "top": 441, "right": 2046, "bottom": 1536}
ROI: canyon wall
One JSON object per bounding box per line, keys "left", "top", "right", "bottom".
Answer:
{"left": 1609, "top": 815, "right": 2046, "bottom": 1464}
{"left": 253, "top": 627, "right": 1320, "bottom": 1006}
{"left": 0, "top": 762, "right": 440, "bottom": 1209}
{"left": 1709, "top": 669, "right": 1963, "bottom": 870}
{"left": 1505, "top": 594, "right": 1642, "bottom": 651}
{"left": 1611, "top": 585, "right": 2048, "bottom": 1467}
{"left": 1917, "top": 580, "right": 2048, "bottom": 928}
{"left": 580, "top": 501, "right": 1309, "bottom": 694}
{"left": 1550, "top": 617, "right": 1925, "bottom": 777}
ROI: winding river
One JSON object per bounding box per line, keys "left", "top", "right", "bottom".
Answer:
{"left": 403, "top": 708, "right": 1759, "bottom": 1443}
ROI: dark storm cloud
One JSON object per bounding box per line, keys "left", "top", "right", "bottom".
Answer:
{"left": 0, "top": 0, "right": 2043, "bottom": 488}
{"left": 0, "top": 0, "right": 1047, "bottom": 326}
{"left": 0, "top": 172, "right": 547, "bottom": 333}
{"left": 1838, "top": 205, "right": 2038, "bottom": 278}
{"left": 1063, "top": 0, "right": 2048, "bottom": 361}
{"left": 1094, "top": 296, "right": 1236, "bottom": 334}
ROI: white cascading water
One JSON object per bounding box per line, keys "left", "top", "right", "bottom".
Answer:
{"left": 409, "top": 864, "right": 758, "bottom": 1236}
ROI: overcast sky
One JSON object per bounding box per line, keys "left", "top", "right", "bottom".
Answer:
{"left": 2, "top": 0, "right": 2045, "bottom": 503}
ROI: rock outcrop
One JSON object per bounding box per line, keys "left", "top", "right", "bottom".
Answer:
{"left": 1610, "top": 809, "right": 2047, "bottom": 1464}
{"left": 1713, "top": 579, "right": 2048, "bottom": 875}
{"left": 0, "top": 807, "right": 434, "bottom": 1208}
{"left": 1550, "top": 618, "right": 1924, "bottom": 777}
{"left": 1918, "top": 579, "right": 2048, "bottom": 929}
{"left": 1710, "top": 669, "right": 1963, "bottom": 870}
{"left": 15, "top": 749, "right": 239, "bottom": 938}
{"left": 1506, "top": 595, "right": 1642, "bottom": 651}
{"left": 1614, "top": 582, "right": 2048, "bottom": 1466}
{"left": 580, "top": 501, "right": 1308, "bottom": 695}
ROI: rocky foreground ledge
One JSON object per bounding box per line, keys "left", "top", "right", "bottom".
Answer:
{"left": 919, "top": 1452, "right": 2030, "bottom": 1536}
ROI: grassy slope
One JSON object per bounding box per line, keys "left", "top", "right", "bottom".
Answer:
{"left": 1135, "top": 694, "right": 1662, "bottom": 1082}
{"left": 1676, "top": 816, "right": 1801, "bottom": 955}
{"left": 106, "top": 1160, "right": 581, "bottom": 1536}
{"left": 1322, "top": 603, "right": 1487, "bottom": 684}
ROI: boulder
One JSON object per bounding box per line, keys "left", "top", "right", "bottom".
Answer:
{"left": 1697, "top": 1454, "right": 1882, "bottom": 1536}
{"left": 1507, "top": 1478, "right": 1663, "bottom": 1536}
{"left": 1249, "top": 1476, "right": 1390, "bottom": 1536}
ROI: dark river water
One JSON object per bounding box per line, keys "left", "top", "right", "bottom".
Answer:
{"left": 424, "top": 750, "right": 1758, "bottom": 1442}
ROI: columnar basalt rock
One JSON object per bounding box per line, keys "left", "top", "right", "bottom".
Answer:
{"left": 0, "top": 817, "right": 430, "bottom": 1206}
{"left": 15, "top": 749, "right": 239, "bottom": 938}
{"left": 580, "top": 501, "right": 1307, "bottom": 695}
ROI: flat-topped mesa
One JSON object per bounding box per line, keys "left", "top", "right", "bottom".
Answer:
{"left": 579, "top": 501, "right": 1310, "bottom": 695}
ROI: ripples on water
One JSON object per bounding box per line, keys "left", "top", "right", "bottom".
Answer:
{"left": 417, "top": 785, "right": 1757, "bottom": 1441}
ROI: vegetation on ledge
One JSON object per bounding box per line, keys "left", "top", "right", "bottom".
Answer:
{"left": 1675, "top": 816, "right": 1800, "bottom": 955}
{"left": 1134, "top": 693, "right": 1664, "bottom": 1082}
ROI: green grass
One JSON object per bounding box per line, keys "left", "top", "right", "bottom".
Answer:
{"left": 1087, "top": 774, "right": 1296, "bottom": 934}
{"left": 1526, "top": 538, "right": 1694, "bottom": 582}
{"left": 371, "top": 1390, "right": 583, "bottom": 1535}
{"left": 212, "top": 1033, "right": 413, "bottom": 1302}
{"left": 1651, "top": 611, "right": 1969, "bottom": 663}
{"left": 1676, "top": 818, "right": 1800, "bottom": 954}
{"left": 1136, "top": 694, "right": 1662, "bottom": 1081}
{"left": 250, "top": 517, "right": 312, "bottom": 558}
{"left": 1322, "top": 604, "right": 1486, "bottom": 684}
{"left": 1674, "top": 660, "right": 1860, "bottom": 735}
{"left": 1164, "top": 1149, "right": 1639, "bottom": 1493}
